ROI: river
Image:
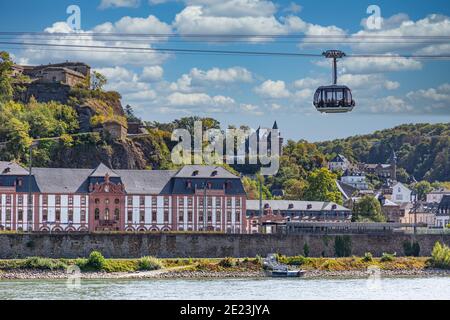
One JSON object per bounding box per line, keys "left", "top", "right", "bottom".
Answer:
{"left": 0, "top": 276, "right": 449, "bottom": 300}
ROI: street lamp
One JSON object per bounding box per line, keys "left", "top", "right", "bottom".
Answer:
{"left": 410, "top": 190, "right": 418, "bottom": 237}
{"left": 27, "top": 140, "right": 39, "bottom": 233}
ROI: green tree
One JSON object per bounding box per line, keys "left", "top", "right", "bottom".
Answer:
{"left": 283, "top": 178, "right": 306, "bottom": 200}
{"left": 412, "top": 181, "right": 432, "bottom": 201}
{"left": 303, "top": 168, "right": 342, "bottom": 204}
{"left": 0, "top": 51, "right": 14, "bottom": 102}
{"left": 352, "top": 195, "right": 385, "bottom": 222}
{"left": 91, "top": 71, "right": 107, "bottom": 91}
{"left": 242, "top": 176, "right": 272, "bottom": 200}
{"left": 125, "top": 104, "right": 140, "bottom": 122}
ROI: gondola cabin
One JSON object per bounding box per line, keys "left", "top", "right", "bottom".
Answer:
{"left": 313, "top": 50, "right": 356, "bottom": 114}
{"left": 313, "top": 85, "right": 355, "bottom": 113}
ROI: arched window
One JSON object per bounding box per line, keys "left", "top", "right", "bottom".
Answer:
{"left": 95, "top": 208, "right": 100, "bottom": 220}
{"left": 104, "top": 208, "right": 110, "bottom": 220}
{"left": 95, "top": 198, "right": 100, "bottom": 204}
{"left": 114, "top": 208, "right": 120, "bottom": 220}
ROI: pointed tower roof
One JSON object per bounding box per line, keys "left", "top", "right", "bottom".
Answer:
{"left": 272, "top": 121, "right": 278, "bottom": 130}
{"left": 90, "top": 163, "right": 119, "bottom": 178}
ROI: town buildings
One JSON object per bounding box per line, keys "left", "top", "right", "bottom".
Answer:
{"left": 328, "top": 154, "right": 351, "bottom": 172}
{"left": 426, "top": 189, "right": 450, "bottom": 204}
{"left": 391, "top": 182, "right": 412, "bottom": 203}
{"left": 436, "top": 195, "right": 450, "bottom": 228}
{"left": 246, "top": 200, "right": 351, "bottom": 234}
{"left": 0, "top": 162, "right": 247, "bottom": 233}
{"left": 340, "top": 171, "right": 370, "bottom": 190}
{"left": 0, "top": 161, "right": 351, "bottom": 234}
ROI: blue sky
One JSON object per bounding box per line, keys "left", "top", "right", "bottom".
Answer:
{"left": 1, "top": 0, "right": 449, "bottom": 141}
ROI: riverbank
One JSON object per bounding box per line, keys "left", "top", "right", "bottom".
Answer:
{"left": 1, "top": 267, "right": 450, "bottom": 280}
{"left": 0, "top": 255, "right": 449, "bottom": 280}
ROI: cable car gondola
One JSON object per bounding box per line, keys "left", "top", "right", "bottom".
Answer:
{"left": 313, "top": 50, "right": 355, "bottom": 113}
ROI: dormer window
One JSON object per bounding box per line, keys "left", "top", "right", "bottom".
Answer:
{"left": 207, "top": 182, "right": 212, "bottom": 189}
{"left": 192, "top": 170, "right": 199, "bottom": 176}
{"left": 332, "top": 204, "right": 337, "bottom": 210}
{"left": 307, "top": 204, "right": 312, "bottom": 210}
{"left": 288, "top": 203, "right": 294, "bottom": 209}
{"left": 186, "top": 180, "right": 192, "bottom": 189}
{"left": 211, "top": 170, "right": 218, "bottom": 177}
{"left": 17, "top": 178, "right": 23, "bottom": 187}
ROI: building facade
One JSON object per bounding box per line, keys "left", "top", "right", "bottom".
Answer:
{"left": 328, "top": 154, "right": 351, "bottom": 172}
{"left": 13, "top": 62, "right": 90, "bottom": 88}
{"left": 340, "top": 171, "right": 369, "bottom": 190}
{"left": 391, "top": 182, "right": 412, "bottom": 204}
{"left": 245, "top": 200, "right": 351, "bottom": 234}
{"left": 426, "top": 189, "right": 450, "bottom": 204}
{"left": 436, "top": 195, "right": 450, "bottom": 228}
{"left": 0, "top": 162, "right": 247, "bottom": 233}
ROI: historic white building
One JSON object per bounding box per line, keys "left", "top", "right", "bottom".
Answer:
{"left": 392, "top": 182, "right": 412, "bottom": 204}
{"left": 0, "top": 162, "right": 247, "bottom": 233}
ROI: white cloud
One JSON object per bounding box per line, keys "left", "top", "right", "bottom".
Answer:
{"left": 15, "top": 18, "right": 170, "bottom": 67}
{"left": 339, "top": 74, "right": 399, "bottom": 91}
{"left": 240, "top": 103, "right": 263, "bottom": 115}
{"left": 283, "top": 2, "right": 302, "bottom": 14}
{"left": 190, "top": 66, "right": 252, "bottom": 84}
{"left": 140, "top": 66, "right": 164, "bottom": 81}
{"left": 99, "top": 0, "right": 141, "bottom": 9}
{"left": 254, "top": 80, "right": 290, "bottom": 98}
{"left": 351, "top": 14, "right": 450, "bottom": 54}
{"left": 339, "top": 56, "right": 422, "bottom": 74}
{"left": 185, "top": 0, "right": 276, "bottom": 17}
{"left": 94, "top": 66, "right": 137, "bottom": 82}
{"left": 359, "top": 83, "right": 450, "bottom": 114}
{"left": 293, "top": 77, "right": 322, "bottom": 89}
{"left": 93, "top": 15, "right": 172, "bottom": 34}
{"left": 173, "top": 5, "right": 288, "bottom": 37}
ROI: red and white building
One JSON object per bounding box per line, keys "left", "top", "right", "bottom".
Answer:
{"left": 0, "top": 162, "right": 247, "bottom": 233}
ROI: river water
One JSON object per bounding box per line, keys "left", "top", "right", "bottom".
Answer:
{"left": 0, "top": 277, "right": 449, "bottom": 300}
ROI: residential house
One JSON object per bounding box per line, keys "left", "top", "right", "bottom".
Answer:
{"left": 426, "top": 189, "right": 450, "bottom": 204}
{"left": 391, "top": 182, "right": 412, "bottom": 204}
{"left": 328, "top": 154, "right": 351, "bottom": 172}
{"left": 436, "top": 195, "right": 450, "bottom": 228}
{"left": 340, "top": 170, "right": 370, "bottom": 190}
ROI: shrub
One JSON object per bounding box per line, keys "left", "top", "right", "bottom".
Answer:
{"left": 286, "top": 256, "right": 308, "bottom": 266}
{"left": 303, "top": 243, "right": 310, "bottom": 257}
{"left": 334, "top": 236, "right": 352, "bottom": 257}
{"left": 24, "top": 257, "right": 67, "bottom": 270}
{"left": 86, "top": 251, "right": 106, "bottom": 270}
{"left": 138, "top": 256, "right": 163, "bottom": 271}
{"left": 381, "top": 252, "right": 396, "bottom": 262}
{"left": 362, "top": 252, "right": 373, "bottom": 262}
{"left": 320, "top": 259, "right": 345, "bottom": 271}
{"left": 218, "top": 257, "right": 235, "bottom": 268}
{"left": 430, "top": 242, "right": 450, "bottom": 269}
{"left": 403, "top": 241, "right": 421, "bottom": 257}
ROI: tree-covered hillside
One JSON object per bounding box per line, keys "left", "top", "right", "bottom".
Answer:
{"left": 315, "top": 123, "right": 450, "bottom": 182}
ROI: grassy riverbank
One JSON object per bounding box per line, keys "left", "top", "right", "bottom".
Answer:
{"left": 1, "top": 243, "right": 449, "bottom": 279}
{"left": 0, "top": 255, "right": 448, "bottom": 280}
